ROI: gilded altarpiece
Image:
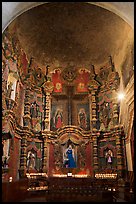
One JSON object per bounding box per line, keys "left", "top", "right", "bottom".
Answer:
{"left": 2, "top": 28, "right": 127, "bottom": 180}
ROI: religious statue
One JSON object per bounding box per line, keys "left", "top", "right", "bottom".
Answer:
{"left": 105, "top": 149, "right": 113, "bottom": 167}
{"left": 63, "top": 144, "right": 76, "bottom": 168}
{"left": 27, "top": 151, "right": 36, "bottom": 170}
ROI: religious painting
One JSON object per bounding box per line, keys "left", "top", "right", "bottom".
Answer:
{"left": 50, "top": 104, "right": 64, "bottom": 130}
{"left": 29, "top": 90, "right": 44, "bottom": 132}
{"left": 75, "top": 69, "right": 90, "bottom": 93}
{"left": 52, "top": 69, "right": 63, "bottom": 93}
{"left": 30, "top": 101, "right": 41, "bottom": 132}
{"left": 77, "top": 103, "right": 90, "bottom": 130}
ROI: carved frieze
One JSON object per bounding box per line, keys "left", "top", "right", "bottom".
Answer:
{"left": 62, "top": 66, "right": 77, "bottom": 82}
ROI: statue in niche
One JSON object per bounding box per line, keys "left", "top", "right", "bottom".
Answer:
{"left": 105, "top": 149, "right": 113, "bottom": 168}
{"left": 27, "top": 151, "right": 36, "bottom": 170}
{"left": 7, "top": 82, "right": 14, "bottom": 98}
{"left": 78, "top": 108, "right": 87, "bottom": 129}
{"left": 63, "top": 144, "right": 76, "bottom": 168}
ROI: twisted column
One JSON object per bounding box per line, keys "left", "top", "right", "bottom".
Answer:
{"left": 23, "top": 87, "right": 31, "bottom": 128}
{"left": 42, "top": 134, "right": 48, "bottom": 173}
{"left": 115, "top": 130, "right": 123, "bottom": 177}
{"left": 44, "top": 92, "right": 51, "bottom": 130}
{"left": 92, "top": 132, "right": 100, "bottom": 173}
{"left": 19, "top": 134, "right": 27, "bottom": 178}
{"left": 91, "top": 90, "right": 97, "bottom": 131}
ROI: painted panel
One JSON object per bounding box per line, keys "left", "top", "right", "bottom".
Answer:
{"left": 77, "top": 103, "right": 90, "bottom": 130}
{"left": 50, "top": 104, "right": 64, "bottom": 130}
{"left": 75, "top": 69, "right": 90, "bottom": 93}
{"left": 52, "top": 69, "right": 63, "bottom": 93}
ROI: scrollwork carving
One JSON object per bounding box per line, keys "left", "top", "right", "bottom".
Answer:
{"left": 54, "top": 143, "right": 62, "bottom": 169}
{"left": 78, "top": 141, "right": 86, "bottom": 168}
{"left": 62, "top": 66, "right": 77, "bottom": 82}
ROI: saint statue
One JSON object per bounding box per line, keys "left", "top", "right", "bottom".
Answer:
{"left": 27, "top": 151, "right": 36, "bottom": 170}
{"left": 105, "top": 149, "right": 113, "bottom": 167}
{"left": 64, "top": 145, "right": 76, "bottom": 168}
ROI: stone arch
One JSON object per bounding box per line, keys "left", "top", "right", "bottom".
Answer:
{"left": 2, "top": 2, "right": 134, "bottom": 32}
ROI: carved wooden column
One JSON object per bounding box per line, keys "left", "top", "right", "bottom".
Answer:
{"left": 115, "top": 129, "right": 124, "bottom": 178}
{"left": 19, "top": 86, "right": 31, "bottom": 177}
{"left": 42, "top": 134, "right": 48, "bottom": 173}
{"left": 19, "top": 134, "right": 27, "bottom": 178}
{"left": 23, "top": 86, "right": 31, "bottom": 128}
{"left": 42, "top": 80, "right": 54, "bottom": 131}
{"left": 44, "top": 92, "right": 52, "bottom": 130}
{"left": 41, "top": 79, "right": 54, "bottom": 173}
{"left": 92, "top": 132, "right": 100, "bottom": 174}
{"left": 88, "top": 79, "right": 100, "bottom": 131}
{"left": 112, "top": 90, "right": 119, "bottom": 126}
{"left": 91, "top": 90, "right": 97, "bottom": 131}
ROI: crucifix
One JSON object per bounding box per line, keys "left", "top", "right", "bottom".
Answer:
{"left": 67, "top": 86, "right": 74, "bottom": 125}
{"left": 52, "top": 85, "right": 88, "bottom": 127}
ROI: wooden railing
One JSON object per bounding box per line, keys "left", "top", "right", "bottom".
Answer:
{"left": 2, "top": 176, "right": 134, "bottom": 202}
{"left": 46, "top": 177, "right": 117, "bottom": 202}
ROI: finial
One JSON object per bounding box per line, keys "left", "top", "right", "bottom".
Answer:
{"left": 45, "top": 65, "right": 50, "bottom": 81}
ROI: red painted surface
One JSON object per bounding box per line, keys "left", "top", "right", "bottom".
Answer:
{"left": 8, "top": 137, "right": 21, "bottom": 181}
{"left": 75, "top": 69, "right": 90, "bottom": 93}
{"left": 52, "top": 69, "right": 63, "bottom": 93}
{"left": 48, "top": 143, "right": 55, "bottom": 175}
{"left": 21, "top": 51, "right": 28, "bottom": 75}
{"left": 85, "top": 142, "right": 93, "bottom": 176}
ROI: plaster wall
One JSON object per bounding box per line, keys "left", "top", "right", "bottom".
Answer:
{"left": 2, "top": 2, "right": 134, "bottom": 32}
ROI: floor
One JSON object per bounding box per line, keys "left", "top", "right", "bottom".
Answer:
{"left": 21, "top": 195, "right": 130, "bottom": 202}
